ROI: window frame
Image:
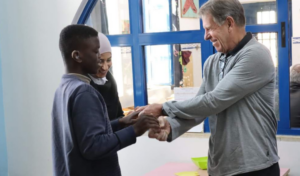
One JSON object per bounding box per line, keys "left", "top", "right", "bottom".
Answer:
{"left": 76, "top": 0, "right": 299, "bottom": 135}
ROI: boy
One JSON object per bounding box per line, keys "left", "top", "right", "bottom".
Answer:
{"left": 52, "top": 25, "right": 159, "bottom": 176}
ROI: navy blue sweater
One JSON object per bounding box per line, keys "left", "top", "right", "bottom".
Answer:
{"left": 52, "top": 74, "right": 136, "bottom": 176}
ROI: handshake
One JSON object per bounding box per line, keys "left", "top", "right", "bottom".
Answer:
{"left": 119, "top": 104, "right": 171, "bottom": 141}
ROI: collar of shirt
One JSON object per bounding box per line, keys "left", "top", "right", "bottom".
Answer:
{"left": 88, "top": 74, "right": 108, "bottom": 85}
{"left": 67, "top": 73, "right": 91, "bottom": 84}
{"left": 220, "top": 32, "right": 253, "bottom": 60}
{"left": 229, "top": 32, "right": 253, "bottom": 56}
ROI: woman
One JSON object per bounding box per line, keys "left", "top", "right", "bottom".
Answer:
{"left": 89, "top": 33, "right": 125, "bottom": 121}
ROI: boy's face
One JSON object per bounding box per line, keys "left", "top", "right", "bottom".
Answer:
{"left": 77, "top": 36, "right": 101, "bottom": 74}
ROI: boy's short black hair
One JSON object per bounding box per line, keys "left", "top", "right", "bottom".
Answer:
{"left": 59, "top": 24, "right": 98, "bottom": 60}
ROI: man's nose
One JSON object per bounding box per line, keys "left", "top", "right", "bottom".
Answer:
{"left": 204, "top": 31, "right": 211, "bottom": 40}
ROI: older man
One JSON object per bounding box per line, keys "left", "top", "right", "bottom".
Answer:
{"left": 141, "top": 0, "right": 280, "bottom": 175}
{"left": 290, "top": 64, "right": 300, "bottom": 128}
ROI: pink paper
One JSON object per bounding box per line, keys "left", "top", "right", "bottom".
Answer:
{"left": 144, "top": 163, "right": 199, "bottom": 176}
{"left": 280, "top": 168, "right": 290, "bottom": 176}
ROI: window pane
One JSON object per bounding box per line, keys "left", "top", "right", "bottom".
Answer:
{"left": 145, "top": 43, "right": 203, "bottom": 132}
{"left": 145, "top": 45, "right": 172, "bottom": 86}
{"left": 240, "top": 0, "right": 277, "bottom": 25}
{"left": 253, "top": 32, "right": 279, "bottom": 120}
{"left": 254, "top": 33, "right": 278, "bottom": 67}
{"left": 111, "top": 47, "right": 134, "bottom": 113}
{"left": 142, "top": 0, "right": 200, "bottom": 33}
{"left": 86, "top": 0, "right": 130, "bottom": 35}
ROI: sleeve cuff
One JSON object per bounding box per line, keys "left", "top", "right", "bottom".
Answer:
{"left": 110, "top": 119, "right": 121, "bottom": 131}
{"left": 163, "top": 103, "right": 176, "bottom": 118}
{"left": 115, "top": 126, "right": 137, "bottom": 149}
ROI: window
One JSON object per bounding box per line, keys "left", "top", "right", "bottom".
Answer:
{"left": 145, "top": 43, "right": 203, "bottom": 132}
{"left": 143, "top": 0, "right": 200, "bottom": 33}
{"left": 86, "top": 0, "right": 130, "bottom": 35}
{"left": 111, "top": 47, "right": 134, "bottom": 110}
{"left": 253, "top": 33, "right": 279, "bottom": 120}
{"left": 79, "top": 0, "right": 296, "bottom": 135}
{"left": 257, "top": 11, "right": 276, "bottom": 24}
{"left": 145, "top": 45, "right": 172, "bottom": 86}
{"left": 240, "top": 0, "right": 277, "bottom": 25}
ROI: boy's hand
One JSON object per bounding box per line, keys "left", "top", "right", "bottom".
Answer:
{"left": 119, "top": 111, "right": 140, "bottom": 128}
{"left": 133, "top": 114, "right": 161, "bottom": 136}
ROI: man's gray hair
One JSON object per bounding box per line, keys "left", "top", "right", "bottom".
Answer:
{"left": 198, "top": 0, "right": 246, "bottom": 27}
{"left": 290, "top": 64, "right": 300, "bottom": 84}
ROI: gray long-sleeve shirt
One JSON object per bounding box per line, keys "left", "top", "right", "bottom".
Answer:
{"left": 163, "top": 35, "right": 279, "bottom": 176}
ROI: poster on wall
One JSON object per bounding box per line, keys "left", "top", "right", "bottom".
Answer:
{"left": 181, "top": 0, "right": 199, "bottom": 18}
{"left": 122, "top": 20, "right": 130, "bottom": 34}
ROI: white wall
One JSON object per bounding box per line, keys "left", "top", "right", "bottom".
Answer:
{"left": 0, "top": 0, "right": 81, "bottom": 175}
{"left": 292, "top": 0, "right": 300, "bottom": 37}
{"left": 118, "top": 136, "right": 300, "bottom": 176}
{"left": 278, "top": 140, "right": 300, "bottom": 176}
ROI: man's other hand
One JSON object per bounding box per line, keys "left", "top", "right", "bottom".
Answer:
{"left": 139, "top": 103, "right": 163, "bottom": 118}
{"left": 148, "top": 117, "right": 171, "bottom": 141}
{"left": 135, "top": 106, "right": 147, "bottom": 112}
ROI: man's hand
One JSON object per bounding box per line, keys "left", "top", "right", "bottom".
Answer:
{"left": 135, "top": 106, "right": 147, "bottom": 112}
{"left": 139, "top": 103, "right": 163, "bottom": 118}
{"left": 133, "top": 114, "right": 161, "bottom": 137}
{"left": 119, "top": 111, "right": 140, "bottom": 128}
{"left": 148, "top": 117, "right": 171, "bottom": 141}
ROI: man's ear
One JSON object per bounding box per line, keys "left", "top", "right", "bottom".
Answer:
{"left": 71, "top": 50, "right": 82, "bottom": 63}
{"left": 226, "top": 16, "right": 235, "bottom": 32}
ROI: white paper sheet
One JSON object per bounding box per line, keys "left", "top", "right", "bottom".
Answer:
{"left": 174, "top": 87, "right": 203, "bottom": 133}
{"left": 292, "top": 37, "right": 300, "bottom": 65}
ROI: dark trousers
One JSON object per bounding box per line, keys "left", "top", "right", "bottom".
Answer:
{"left": 235, "top": 163, "right": 280, "bottom": 176}
{"left": 210, "top": 163, "right": 280, "bottom": 176}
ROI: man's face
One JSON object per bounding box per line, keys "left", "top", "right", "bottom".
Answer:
{"left": 203, "top": 14, "right": 231, "bottom": 53}
{"left": 79, "top": 36, "right": 100, "bottom": 74}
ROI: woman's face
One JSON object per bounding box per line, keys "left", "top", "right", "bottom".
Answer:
{"left": 95, "top": 52, "right": 112, "bottom": 78}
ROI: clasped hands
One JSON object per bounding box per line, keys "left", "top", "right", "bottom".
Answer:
{"left": 119, "top": 104, "right": 170, "bottom": 141}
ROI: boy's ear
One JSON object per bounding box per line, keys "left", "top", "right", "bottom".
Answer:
{"left": 71, "top": 50, "right": 82, "bottom": 63}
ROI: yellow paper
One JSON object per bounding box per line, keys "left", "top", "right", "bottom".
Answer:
{"left": 175, "top": 171, "right": 199, "bottom": 176}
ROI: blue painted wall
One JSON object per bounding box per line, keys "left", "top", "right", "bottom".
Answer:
{"left": 0, "top": 47, "right": 8, "bottom": 176}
